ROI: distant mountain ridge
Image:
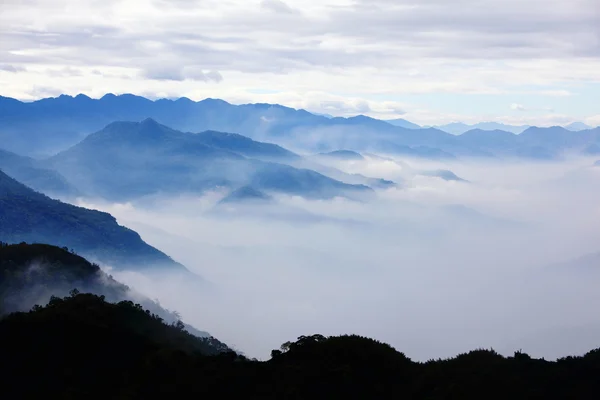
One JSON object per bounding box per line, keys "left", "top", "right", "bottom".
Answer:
{"left": 0, "top": 169, "right": 189, "bottom": 273}
{"left": 1, "top": 94, "right": 599, "bottom": 160}
{"left": 0, "top": 148, "right": 77, "bottom": 196}
{"left": 47, "top": 118, "right": 373, "bottom": 201}
{"left": 434, "top": 122, "right": 532, "bottom": 135}
{"left": 432, "top": 121, "right": 593, "bottom": 135}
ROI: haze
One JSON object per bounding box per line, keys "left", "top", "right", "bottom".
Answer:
{"left": 75, "top": 155, "right": 600, "bottom": 360}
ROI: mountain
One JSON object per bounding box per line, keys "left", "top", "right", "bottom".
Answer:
{"left": 317, "top": 150, "right": 365, "bottom": 161}
{"left": 0, "top": 94, "right": 461, "bottom": 158}
{"left": 0, "top": 149, "right": 77, "bottom": 196}
{"left": 192, "top": 130, "right": 299, "bottom": 161}
{"left": 385, "top": 118, "right": 421, "bottom": 129}
{"left": 420, "top": 169, "right": 467, "bottom": 182}
{"left": 218, "top": 186, "right": 273, "bottom": 204}
{"left": 436, "top": 122, "right": 531, "bottom": 135}
{"left": 3, "top": 94, "right": 599, "bottom": 160}
{"left": 565, "top": 122, "right": 593, "bottom": 131}
{"left": 0, "top": 169, "right": 187, "bottom": 272}
{"left": 0, "top": 242, "right": 225, "bottom": 344}
{"left": 310, "top": 112, "right": 334, "bottom": 118}
{"left": 3, "top": 300, "right": 600, "bottom": 399}
{"left": 455, "top": 126, "right": 600, "bottom": 158}
{"left": 47, "top": 119, "right": 372, "bottom": 201}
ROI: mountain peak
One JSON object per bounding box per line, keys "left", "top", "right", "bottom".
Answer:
{"left": 565, "top": 122, "right": 592, "bottom": 131}
{"left": 219, "top": 186, "right": 273, "bottom": 205}
{"left": 319, "top": 150, "right": 364, "bottom": 160}
{"left": 141, "top": 117, "right": 160, "bottom": 126}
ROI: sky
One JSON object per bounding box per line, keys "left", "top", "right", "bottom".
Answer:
{"left": 1, "top": 0, "right": 599, "bottom": 126}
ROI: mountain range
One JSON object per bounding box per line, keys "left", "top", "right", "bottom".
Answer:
{"left": 0, "top": 169, "right": 187, "bottom": 273}
{"left": 0, "top": 148, "right": 78, "bottom": 196}
{"left": 387, "top": 120, "right": 593, "bottom": 135}
{"left": 44, "top": 118, "right": 372, "bottom": 201}
{"left": 2, "top": 94, "right": 599, "bottom": 160}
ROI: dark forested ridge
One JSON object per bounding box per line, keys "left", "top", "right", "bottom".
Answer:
{"left": 0, "top": 242, "right": 230, "bottom": 351}
{"left": 1, "top": 243, "right": 600, "bottom": 398}
{"left": 2, "top": 290, "right": 600, "bottom": 399}
{"left": 0, "top": 170, "right": 189, "bottom": 273}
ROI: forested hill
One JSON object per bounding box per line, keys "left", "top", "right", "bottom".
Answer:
{"left": 1, "top": 279, "right": 600, "bottom": 397}
{"left": 0, "top": 242, "right": 230, "bottom": 352}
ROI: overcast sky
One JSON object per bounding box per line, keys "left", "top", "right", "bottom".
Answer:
{"left": 1, "top": 0, "right": 599, "bottom": 125}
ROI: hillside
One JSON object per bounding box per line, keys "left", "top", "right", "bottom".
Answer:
{"left": 48, "top": 118, "right": 372, "bottom": 201}
{"left": 2, "top": 296, "right": 600, "bottom": 398}
{"left": 0, "top": 148, "right": 77, "bottom": 196}
{"left": 0, "top": 242, "right": 225, "bottom": 345}
{"left": 317, "top": 150, "right": 365, "bottom": 160}
{"left": 0, "top": 170, "right": 187, "bottom": 272}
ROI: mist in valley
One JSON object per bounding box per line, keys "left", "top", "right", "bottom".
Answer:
{"left": 76, "top": 155, "right": 600, "bottom": 360}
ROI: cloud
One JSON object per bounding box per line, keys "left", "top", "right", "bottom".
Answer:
{"left": 0, "top": 0, "right": 598, "bottom": 123}
{"left": 260, "top": 0, "right": 299, "bottom": 14}
{"left": 186, "top": 69, "right": 224, "bottom": 83}
{"left": 0, "top": 64, "right": 26, "bottom": 73}
{"left": 77, "top": 156, "right": 600, "bottom": 361}
{"left": 142, "top": 65, "right": 223, "bottom": 82}
{"left": 46, "top": 67, "right": 83, "bottom": 77}
{"left": 142, "top": 65, "right": 185, "bottom": 81}
{"left": 510, "top": 103, "right": 555, "bottom": 113}
{"left": 585, "top": 115, "right": 600, "bottom": 127}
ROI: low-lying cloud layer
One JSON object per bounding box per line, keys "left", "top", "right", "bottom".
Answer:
{"left": 78, "top": 156, "right": 600, "bottom": 360}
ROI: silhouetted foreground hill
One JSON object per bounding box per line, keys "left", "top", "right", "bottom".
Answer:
{"left": 0, "top": 242, "right": 229, "bottom": 349}
{"left": 2, "top": 268, "right": 600, "bottom": 398}
{"left": 0, "top": 170, "right": 188, "bottom": 273}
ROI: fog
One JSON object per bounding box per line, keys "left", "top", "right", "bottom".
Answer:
{"left": 77, "top": 155, "right": 600, "bottom": 360}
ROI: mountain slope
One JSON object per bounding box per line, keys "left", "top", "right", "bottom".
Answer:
{"left": 565, "top": 122, "right": 592, "bottom": 131}
{"left": 0, "top": 170, "right": 187, "bottom": 272}
{"left": 193, "top": 130, "right": 299, "bottom": 161}
{"left": 0, "top": 148, "right": 77, "bottom": 196}
{"left": 385, "top": 118, "right": 421, "bottom": 129}
{"left": 48, "top": 119, "right": 372, "bottom": 200}
{"left": 3, "top": 304, "right": 600, "bottom": 398}
{"left": 317, "top": 150, "right": 365, "bottom": 161}
{"left": 436, "top": 122, "right": 531, "bottom": 135}
{"left": 0, "top": 242, "right": 224, "bottom": 346}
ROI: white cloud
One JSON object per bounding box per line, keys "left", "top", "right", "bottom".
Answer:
{"left": 0, "top": 0, "right": 598, "bottom": 123}
{"left": 585, "top": 115, "right": 600, "bottom": 128}
{"left": 78, "top": 156, "right": 600, "bottom": 361}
